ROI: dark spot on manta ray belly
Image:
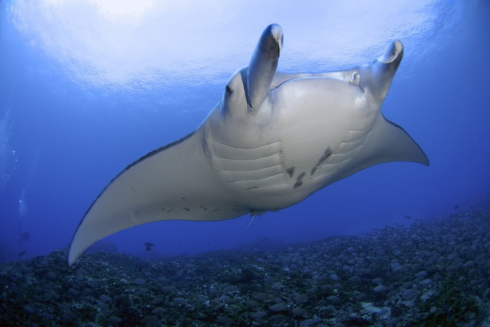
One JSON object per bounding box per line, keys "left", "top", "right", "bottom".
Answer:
{"left": 286, "top": 167, "right": 295, "bottom": 178}
{"left": 182, "top": 207, "right": 190, "bottom": 211}
{"left": 311, "top": 147, "right": 332, "bottom": 176}
{"left": 293, "top": 171, "right": 306, "bottom": 189}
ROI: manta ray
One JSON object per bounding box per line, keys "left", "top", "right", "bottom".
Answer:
{"left": 68, "top": 24, "right": 428, "bottom": 265}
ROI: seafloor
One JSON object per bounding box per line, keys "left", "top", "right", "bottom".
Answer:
{"left": 1, "top": 209, "right": 490, "bottom": 327}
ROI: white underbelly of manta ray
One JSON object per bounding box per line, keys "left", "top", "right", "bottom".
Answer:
{"left": 68, "top": 24, "right": 429, "bottom": 265}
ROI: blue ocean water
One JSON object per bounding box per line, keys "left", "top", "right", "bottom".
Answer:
{"left": 0, "top": 0, "right": 489, "bottom": 264}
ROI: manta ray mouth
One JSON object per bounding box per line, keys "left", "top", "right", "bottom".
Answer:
{"left": 378, "top": 40, "right": 403, "bottom": 66}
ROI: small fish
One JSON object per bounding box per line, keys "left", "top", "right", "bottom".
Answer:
{"left": 144, "top": 242, "right": 155, "bottom": 251}
{"left": 403, "top": 216, "right": 412, "bottom": 219}
{"left": 18, "top": 250, "right": 26, "bottom": 257}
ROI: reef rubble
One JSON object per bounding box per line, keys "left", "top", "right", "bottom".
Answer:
{"left": 1, "top": 208, "right": 490, "bottom": 326}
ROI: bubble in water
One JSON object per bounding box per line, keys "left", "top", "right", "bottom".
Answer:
{"left": 19, "top": 189, "right": 27, "bottom": 218}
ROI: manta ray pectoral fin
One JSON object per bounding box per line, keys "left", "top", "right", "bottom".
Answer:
{"left": 355, "top": 116, "right": 429, "bottom": 171}
{"left": 331, "top": 116, "right": 428, "bottom": 184}
{"left": 68, "top": 133, "right": 242, "bottom": 266}
{"left": 370, "top": 116, "right": 429, "bottom": 166}
{"left": 247, "top": 24, "right": 283, "bottom": 110}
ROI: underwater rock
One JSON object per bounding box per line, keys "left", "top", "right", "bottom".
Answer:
{"left": 373, "top": 285, "right": 388, "bottom": 293}
{"left": 219, "top": 295, "right": 233, "bottom": 304}
{"left": 292, "top": 307, "right": 307, "bottom": 317}
{"left": 269, "top": 302, "right": 288, "bottom": 312}
{"left": 63, "top": 311, "right": 77, "bottom": 321}
{"left": 326, "top": 295, "right": 340, "bottom": 303}
{"left": 152, "top": 307, "right": 166, "bottom": 314}
{"left": 269, "top": 314, "right": 288, "bottom": 323}
{"left": 161, "top": 285, "right": 177, "bottom": 293}
{"left": 39, "top": 312, "right": 54, "bottom": 319}
{"left": 402, "top": 289, "right": 420, "bottom": 301}
{"left": 132, "top": 277, "right": 145, "bottom": 285}
{"left": 251, "top": 311, "right": 267, "bottom": 320}
{"left": 107, "top": 316, "right": 122, "bottom": 323}
{"left": 46, "top": 271, "right": 57, "bottom": 280}
{"left": 141, "top": 315, "right": 160, "bottom": 325}
{"left": 173, "top": 297, "right": 187, "bottom": 305}
{"left": 152, "top": 297, "right": 163, "bottom": 305}
{"left": 245, "top": 299, "right": 259, "bottom": 307}
{"left": 135, "top": 287, "right": 147, "bottom": 296}
{"left": 45, "top": 291, "right": 60, "bottom": 301}
{"left": 23, "top": 305, "right": 35, "bottom": 314}
{"left": 271, "top": 282, "right": 283, "bottom": 290}
{"left": 252, "top": 292, "right": 273, "bottom": 302}
{"left": 81, "top": 288, "right": 94, "bottom": 296}
{"left": 67, "top": 288, "right": 79, "bottom": 297}
{"left": 216, "top": 316, "right": 233, "bottom": 326}
{"left": 293, "top": 292, "right": 309, "bottom": 303}
{"left": 99, "top": 294, "right": 112, "bottom": 302}
{"left": 223, "top": 285, "right": 239, "bottom": 294}
{"left": 348, "top": 276, "right": 361, "bottom": 283}
{"left": 97, "top": 302, "right": 108, "bottom": 310}
{"left": 300, "top": 319, "right": 319, "bottom": 326}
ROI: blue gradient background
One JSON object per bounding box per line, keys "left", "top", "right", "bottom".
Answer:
{"left": 0, "top": 0, "right": 489, "bottom": 263}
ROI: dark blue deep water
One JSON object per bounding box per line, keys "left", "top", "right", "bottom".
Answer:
{"left": 1, "top": 1, "right": 490, "bottom": 326}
